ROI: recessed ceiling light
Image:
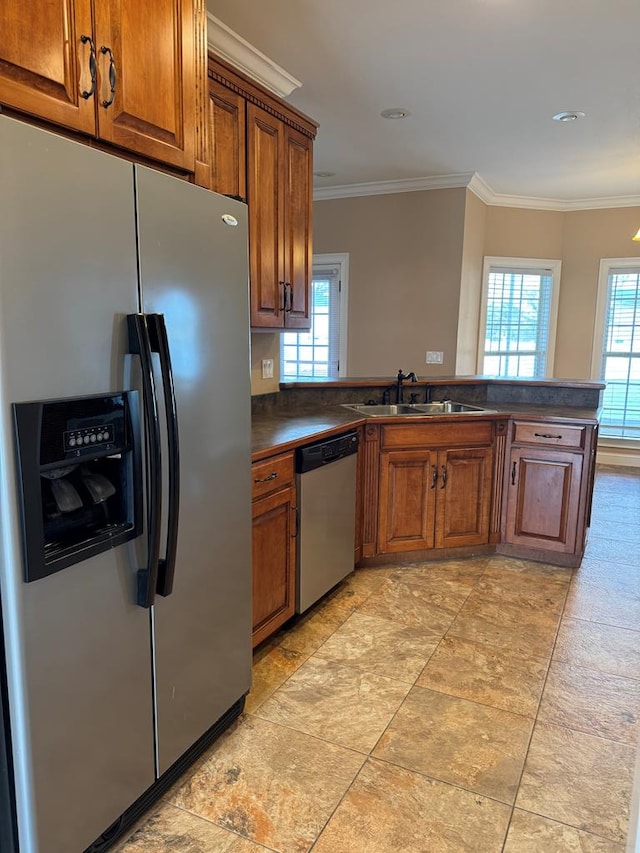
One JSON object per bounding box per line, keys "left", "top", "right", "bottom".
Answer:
{"left": 381, "top": 108, "right": 411, "bottom": 120}
{"left": 552, "top": 110, "right": 586, "bottom": 122}
{"left": 313, "top": 171, "right": 335, "bottom": 178}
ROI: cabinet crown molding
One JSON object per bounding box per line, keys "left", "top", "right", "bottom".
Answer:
{"left": 207, "top": 14, "right": 301, "bottom": 98}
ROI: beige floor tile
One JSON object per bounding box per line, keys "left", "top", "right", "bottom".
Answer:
{"left": 386, "top": 557, "right": 488, "bottom": 586}
{"left": 313, "top": 757, "right": 511, "bottom": 853}
{"left": 314, "top": 611, "right": 439, "bottom": 683}
{"left": 448, "top": 594, "right": 560, "bottom": 659}
{"left": 473, "top": 571, "right": 568, "bottom": 619}
{"left": 277, "top": 603, "right": 349, "bottom": 657}
{"left": 481, "top": 556, "right": 574, "bottom": 585}
{"left": 416, "top": 635, "right": 548, "bottom": 717}
{"left": 516, "top": 722, "right": 635, "bottom": 843}
{"left": 503, "top": 809, "right": 625, "bottom": 852}
{"left": 373, "top": 685, "right": 533, "bottom": 803}
{"left": 255, "top": 656, "right": 410, "bottom": 752}
{"left": 585, "top": 536, "right": 640, "bottom": 565}
{"left": 169, "top": 715, "right": 364, "bottom": 853}
{"left": 245, "top": 645, "right": 307, "bottom": 714}
{"left": 537, "top": 662, "right": 640, "bottom": 745}
{"left": 590, "top": 501, "right": 640, "bottom": 525}
{"left": 563, "top": 574, "right": 640, "bottom": 631}
{"left": 586, "top": 519, "right": 640, "bottom": 544}
{"left": 113, "top": 802, "right": 265, "bottom": 852}
{"left": 554, "top": 617, "right": 640, "bottom": 680}
{"left": 357, "top": 577, "right": 469, "bottom": 633}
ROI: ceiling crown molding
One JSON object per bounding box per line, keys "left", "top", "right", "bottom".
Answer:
{"left": 207, "top": 14, "right": 301, "bottom": 98}
{"left": 315, "top": 170, "right": 640, "bottom": 210}
{"left": 313, "top": 173, "right": 476, "bottom": 201}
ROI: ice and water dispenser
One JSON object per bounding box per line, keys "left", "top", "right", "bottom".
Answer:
{"left": 13, "top": 392, "right": 142, "bottom": 582}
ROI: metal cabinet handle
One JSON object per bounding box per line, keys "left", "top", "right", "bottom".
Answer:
{"left": 254, "top": 471, "right": 278, "bottom": 484}
{"left": 431, "top": 465, "right": 438, "bottom": 489}
{"left": 534, "top": 432, "right": 563, "bottom": 440}
{"left": 80, "top": 35, "right": 97, "bottom": 99}
{"left": 100, "top": 45, "right": 117, "bottom": 108}
{"left": 440, "top": 465, "right": 447, "bottom": 489}
{"left": 511, "top": 461, "right": 517, "bottom": 485}
{"left": 285, "top": 282, "right": 293, "bottom": 312}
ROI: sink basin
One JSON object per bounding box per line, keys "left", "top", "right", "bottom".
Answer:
{"left": 342, "top": 401, "right": 494, "bottom": 417}
{"left": 413, "top": 401, "right": 490, "bottom": 414}
{"left": 342, "top": 403, "right": 426, "bottom": 416}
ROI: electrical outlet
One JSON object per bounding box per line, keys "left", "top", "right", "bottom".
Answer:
{"left": 261, "top": 358, "right": 274, "bottom": 379}
{"left": 426, "top": 351, "right": 444, "bottom": 364}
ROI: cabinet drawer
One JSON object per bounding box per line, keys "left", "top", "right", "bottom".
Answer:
{"left": 252, "top": 452, "right": 295, "bottom": 500}
{"left": 512, "top": 421, "right": 586, "bottom": 450}
{"left": 381, "top": 421, "right": 493, "bottom": 449}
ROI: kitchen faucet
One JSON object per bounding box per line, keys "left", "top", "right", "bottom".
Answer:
{"left": 396, "top": 369, "right": 418, "bottom": 403}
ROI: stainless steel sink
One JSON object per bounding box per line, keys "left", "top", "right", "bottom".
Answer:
{"left": 342, "top": 401, "right": 494, "bottom": 417}
{"left": 342, "top": 403, "right": 426, "bottom": 416}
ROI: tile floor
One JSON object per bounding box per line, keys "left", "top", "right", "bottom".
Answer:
{"left": 114, "top": 464, "right": 640, "bottom": 852}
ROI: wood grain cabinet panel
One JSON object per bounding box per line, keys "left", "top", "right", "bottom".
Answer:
{"left": 282, "top": 125, "right": 312, "bottom": 329}
{"left": 92, "top": 0, "right": 195, "bottom": 169}
{"left": 378, "top": 450, "right": 437, "bottom": 553}
{"left": 0, "top": 0, "right": 196, "bottom": 170}
{"left": 504, "top": 448, "right": 583, "bottom": 553}
{"left": 251, "top": 485, "right": 297, "bottom": 647}
{"left": 435, "top": 447, "right": 493, "bottom": 548}
{"left": 251, "top": 452, "right": 296, "bottom": 647}
{"left": 247, "top": 103, "right": 284, "bottom": 328}
{"left": 207, "top": 79, "right": 246, "bottom": 199}
{"left": 0, "top": 0, "right": 96, "bottom": 133}
{"left": 377, "top": 425, "right": 494, "bottom": 556}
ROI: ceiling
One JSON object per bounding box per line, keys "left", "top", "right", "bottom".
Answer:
{"left": 208, "top": 0, "right": 640, "bottom": 209}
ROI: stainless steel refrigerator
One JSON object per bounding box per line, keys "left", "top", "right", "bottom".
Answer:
{"left": 0, "top": 116, "right": 252, "bottom": 852}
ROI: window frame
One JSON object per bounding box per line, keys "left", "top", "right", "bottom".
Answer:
{"left": 280, "top": 252, "right": 349, "bottom": 380}
{"left": 476, "top": 256, "right": 562, "bottom": 378}
{"left": 591, "top": 257, "right": 640, "bottom": 440}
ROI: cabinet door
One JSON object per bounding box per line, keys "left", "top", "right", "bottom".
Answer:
{"left": 92, "top": 0, "right": 195, "bottom": 170}
{"left": 208, "top": 79, "right": 246, "bottom": 199}
{"left": 282, "top": 126, "right": 312, "bottom": 329}
{"left": 505, "top": 448, "right": 583, "bottom": 553}
{"left": 378, "top": 450, "right": 437, "bottom": 553}
{"left": 0, "top": 0, "right": 96, "bottom": 134}
{"left": 247, "top": 103, "right": 285, "bottom": 328}
{"left": 252, "top": 486, "right": 296, "bottom": 647}
{"left": 435, "top": 447, "right": 493, "bottom": 548}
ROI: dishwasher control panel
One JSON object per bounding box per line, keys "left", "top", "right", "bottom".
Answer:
{"left": 296, "top": 431, "right": 359, "bottom": 473}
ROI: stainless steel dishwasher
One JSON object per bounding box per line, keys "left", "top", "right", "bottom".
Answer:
{"left": 295, "top": 431, "right": 359, "bottom": 613}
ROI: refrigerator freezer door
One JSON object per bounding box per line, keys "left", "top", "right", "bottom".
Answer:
{"left": 0, "top": 118, "right": 155, "bottom": 852}
{"left": 135, "top": 167, "right": 252, "bottom": 774}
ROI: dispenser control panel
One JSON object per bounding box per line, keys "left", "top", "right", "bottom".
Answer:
{"left": 64, "top": 425, "right": 114, "bottom": 453}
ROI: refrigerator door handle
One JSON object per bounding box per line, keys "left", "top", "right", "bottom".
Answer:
{"left": 147, "top": 313, "right": 180, "bottom": 597}
{"left": 127, "top": 313, "right": 162, "bottom": 608}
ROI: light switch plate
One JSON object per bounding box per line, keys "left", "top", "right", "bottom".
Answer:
{"left": 261, "top": 358, "right": 274, "bottom": 379}
{"left": 426, "top": 351, "right": 444, "bottom": 364}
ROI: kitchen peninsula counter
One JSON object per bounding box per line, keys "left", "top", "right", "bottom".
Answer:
{"left": 251, "top": 375, "right": 603, "bottom": 460}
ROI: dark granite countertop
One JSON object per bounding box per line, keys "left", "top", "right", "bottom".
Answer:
{"left": 251, "top": 402, "right": 600, "bottom": 461}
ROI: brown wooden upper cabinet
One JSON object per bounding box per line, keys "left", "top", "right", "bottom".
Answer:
{"left": 0, "top": 0, "right": 196, "bottom": 171}
{"left": 247, "top": 105, "right": 312, "bottom": 329}
{"left": 207, "top": 55, "right": 317, "bottom": 330}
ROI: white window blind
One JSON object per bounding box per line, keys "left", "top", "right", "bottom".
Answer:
{"left": 480, "top": 263, "right": 556, "bottom": 378}
{"left": 599, "top": 266, "right": 640, "bottom": 438}
{"left": 281, "top": 265, "right": 341, "bottom": 379}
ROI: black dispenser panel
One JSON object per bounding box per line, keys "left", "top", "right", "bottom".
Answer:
{"left": 13, "top": 392, "right": 142, "bottom": 582}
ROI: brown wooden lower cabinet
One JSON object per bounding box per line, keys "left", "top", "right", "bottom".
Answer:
{"left": 377, "top": 444, "right": 493, "bottom": 554}
{"left": 251, "top": 452, "right": 297, "bottom": 647}
{"left": 503, "top": 447, "right": 583, "bottom": 553}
